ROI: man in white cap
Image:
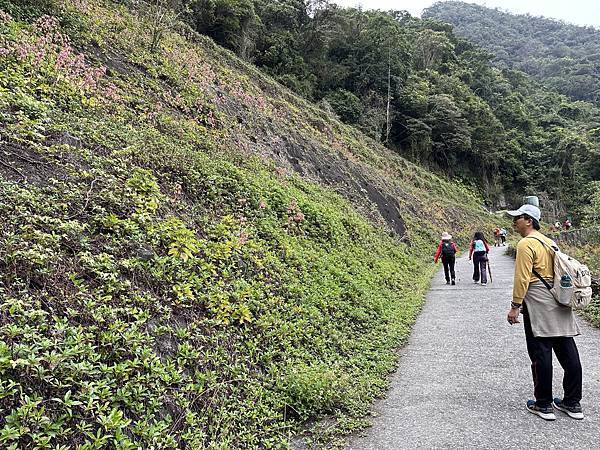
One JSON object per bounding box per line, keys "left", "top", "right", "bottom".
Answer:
{"left": 506, "top": 204, "right": 583, "bottom": 421}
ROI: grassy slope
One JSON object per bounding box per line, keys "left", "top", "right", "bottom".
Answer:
{"left": 0, "top": 1, "right": 498, "bottom": 448}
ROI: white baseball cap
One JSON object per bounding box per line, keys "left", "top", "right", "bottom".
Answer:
{"left": 506, "top": 204, "right": 541, "bottom": 221}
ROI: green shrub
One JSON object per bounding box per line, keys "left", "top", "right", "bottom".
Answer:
{"left": 325, "top": 89, "right": 363, "bottom": 124}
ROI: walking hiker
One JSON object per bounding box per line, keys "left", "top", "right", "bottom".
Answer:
{"left": 500, "top": 227, "right": 507, "bottom": 246}
{"left": 434, "top": 232, "right": 458, "bottom": 285}
{"left": 469, "top": 231, "right": 490, "bottom": 285}
{"left": 493, "top": 227, "right": 501, "bottom": 247}
{"left": 506, "top": 204, "right": 583, "bottom": 421}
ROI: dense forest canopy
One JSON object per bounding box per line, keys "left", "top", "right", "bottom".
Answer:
{"left": 165, "top": 0, "right": 600, "bottom": 220}
{"left": 423, "top": 1, "right": 600, "bottom": 106}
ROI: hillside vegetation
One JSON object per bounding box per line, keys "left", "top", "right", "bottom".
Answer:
{"left": 186, "top": 0, "right": 600, "bottom": 221}
{"left": 0, "top": 0, "right": 498, "bottom": 447}
{"left": 424, "top": 1, "right": 600, "bottom": 105}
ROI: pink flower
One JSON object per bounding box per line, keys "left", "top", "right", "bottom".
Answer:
{"left": 55, "top": 46, "right": 72, "bottom": 68}
{"left": 34, "top": 15, "right": 59, "bottom": 34}
{"left": 82, "top": 72, "right": 97, "bottom": 90}
{"left": 104, "top": 83, "right": 120, "bottom": 101}
{"left": 206, "top": 110, "right": 216, "bottom": 127}
{"left": 170, "top": 183, "right": 183, "bottom": 199}
{"left": 259, "top": 201, "right": 267, "bottom": 209}
{"left": 34, "top": 48, "right": 47, "bottom": 64}
{"left": 93, "top": 66, "right": 106, "bottom": 78}
{"left": 15, "top": 42, "right": 31, "bottom": 59}
{"left": 0, "top": 10, "right": 13, "bottom": 24}
{"left": 286, "top": 199, "right": 298, "bottom": 214}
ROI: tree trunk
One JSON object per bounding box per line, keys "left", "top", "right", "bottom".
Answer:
{"left": 385, "top": 46, "right": 391, "bottom": 144}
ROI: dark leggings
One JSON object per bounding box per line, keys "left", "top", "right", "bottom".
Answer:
{"left": 472, "top": 251, "right": 487, "bottom": 283}
{"left": 442, "top": 256, "right": 455, "bottom": 282}
{"left": 523, "top": 303, "right": 582, "bottom": 407}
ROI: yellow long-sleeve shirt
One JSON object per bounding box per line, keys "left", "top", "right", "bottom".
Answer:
{"left": 513, "top": 230, "right": 555, "bottom": 304}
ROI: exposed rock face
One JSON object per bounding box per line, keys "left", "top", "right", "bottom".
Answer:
{"left": 220, "top": 94, "right": 409, "bottom": 239}
{"left": 273, "top": 134, "right": 407, "bottom": 238}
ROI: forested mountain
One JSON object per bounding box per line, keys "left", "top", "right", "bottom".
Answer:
{"left": 423, "top": 1, "right": 600, "bottom": 105}
{"left": 187, "top": 0, "right": 600, "bottom": 219}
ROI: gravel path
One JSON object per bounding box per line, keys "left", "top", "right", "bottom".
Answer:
{"left": 348, "top": 245, "right": 600, "bottom": 449}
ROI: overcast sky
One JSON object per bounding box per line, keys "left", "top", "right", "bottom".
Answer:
{"left": 331, "top": 0, "right": 600, "bottom": 28}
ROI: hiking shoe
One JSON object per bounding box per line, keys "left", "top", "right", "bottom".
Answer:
{"left": 451, "top": 279, "right": 456, "bottom": 285}
{"left": 473, "top": 280, "right": 479, "bottom": 284}
{"left": 553, "top": 398, "right": 584, "bottom": 420}
{"left": 481, "top": 282, "right": 487, "bottom": 286}
{"left": 446, "top": 280, "right": 450, "bottom": 285}
{"left": 526, "top": 400, "right": 556, "bottom": 421}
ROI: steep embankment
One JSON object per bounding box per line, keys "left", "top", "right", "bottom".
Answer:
{"left": 0, "top": 0, "right": 496, "bottom": 447}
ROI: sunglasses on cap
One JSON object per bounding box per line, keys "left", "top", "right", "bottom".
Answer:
{"left": 512, "top": 214, "right": 530, "bottom": 223}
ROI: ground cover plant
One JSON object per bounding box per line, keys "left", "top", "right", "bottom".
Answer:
{"left": 0, "top": 0, "right": 497, "bottom": 447}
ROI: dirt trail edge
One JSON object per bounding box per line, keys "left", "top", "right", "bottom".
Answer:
{"left": 348, "top": 246, "right": 600, "bottom": 449}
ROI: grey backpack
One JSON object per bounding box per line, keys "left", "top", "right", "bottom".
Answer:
{"left": 529, "top": 237, "right": 592, "bottom": 310}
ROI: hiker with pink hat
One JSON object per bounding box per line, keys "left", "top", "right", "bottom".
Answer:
{"left": 434, "top": 232, "right": 459, "bottom": 285}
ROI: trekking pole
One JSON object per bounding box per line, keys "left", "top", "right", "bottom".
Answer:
{"left": 487, "top": 259, "right": 493, "bottom": 284}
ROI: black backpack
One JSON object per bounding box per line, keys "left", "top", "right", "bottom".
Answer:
{"left": 441, "top": 241, "right": 456, "bottom": 257}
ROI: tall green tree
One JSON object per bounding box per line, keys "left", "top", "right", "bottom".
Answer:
{"left": 191, "top": 0, "right": 259, "bottom": 59}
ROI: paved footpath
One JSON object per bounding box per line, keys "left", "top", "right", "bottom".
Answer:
{"left": 348, "top": 246, "right": 600, "bottom": 449}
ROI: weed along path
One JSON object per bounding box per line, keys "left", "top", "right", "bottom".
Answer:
{"left": 348, "top": 246, "right": 600, "bottom": 449}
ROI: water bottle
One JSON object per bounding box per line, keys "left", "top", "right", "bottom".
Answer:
{"left": 558, "top": 274, "right": 574, "bottom": 306}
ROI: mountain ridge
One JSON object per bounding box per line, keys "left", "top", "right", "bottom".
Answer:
{"left": 423, "top": 1, "right": 600, "bottom": 105}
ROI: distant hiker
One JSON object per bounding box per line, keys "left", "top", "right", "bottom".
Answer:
{"left": 500, "top": 227, "right": 507, "bottom": 246}
{"left": 563, "top": 219, "right": 572, "bottom": 231}
{"left": 493, "top": 227, "right": 501, "bottom": 247}
{"left": 506, "top": 204, "right": 583, "bottom": 421}
{"left": 469, "top": 231, "right": 490, "bottom": 285}
{"left": 434, "top": 232, "right": 458, "bottom": 285}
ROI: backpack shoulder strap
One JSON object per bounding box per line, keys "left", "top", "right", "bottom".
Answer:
{"left": 525, "top": 235, "right": 557, "bottom": 252}
{"left": 524, "top": 236, "right": 555, "bottom": 291}
{"left": 532, "top": 269, "right": 553, "bottom": 291}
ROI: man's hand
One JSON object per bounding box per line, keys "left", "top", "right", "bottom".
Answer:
{"left": 507, "top": 306, "right": 520, "bottom": 325}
